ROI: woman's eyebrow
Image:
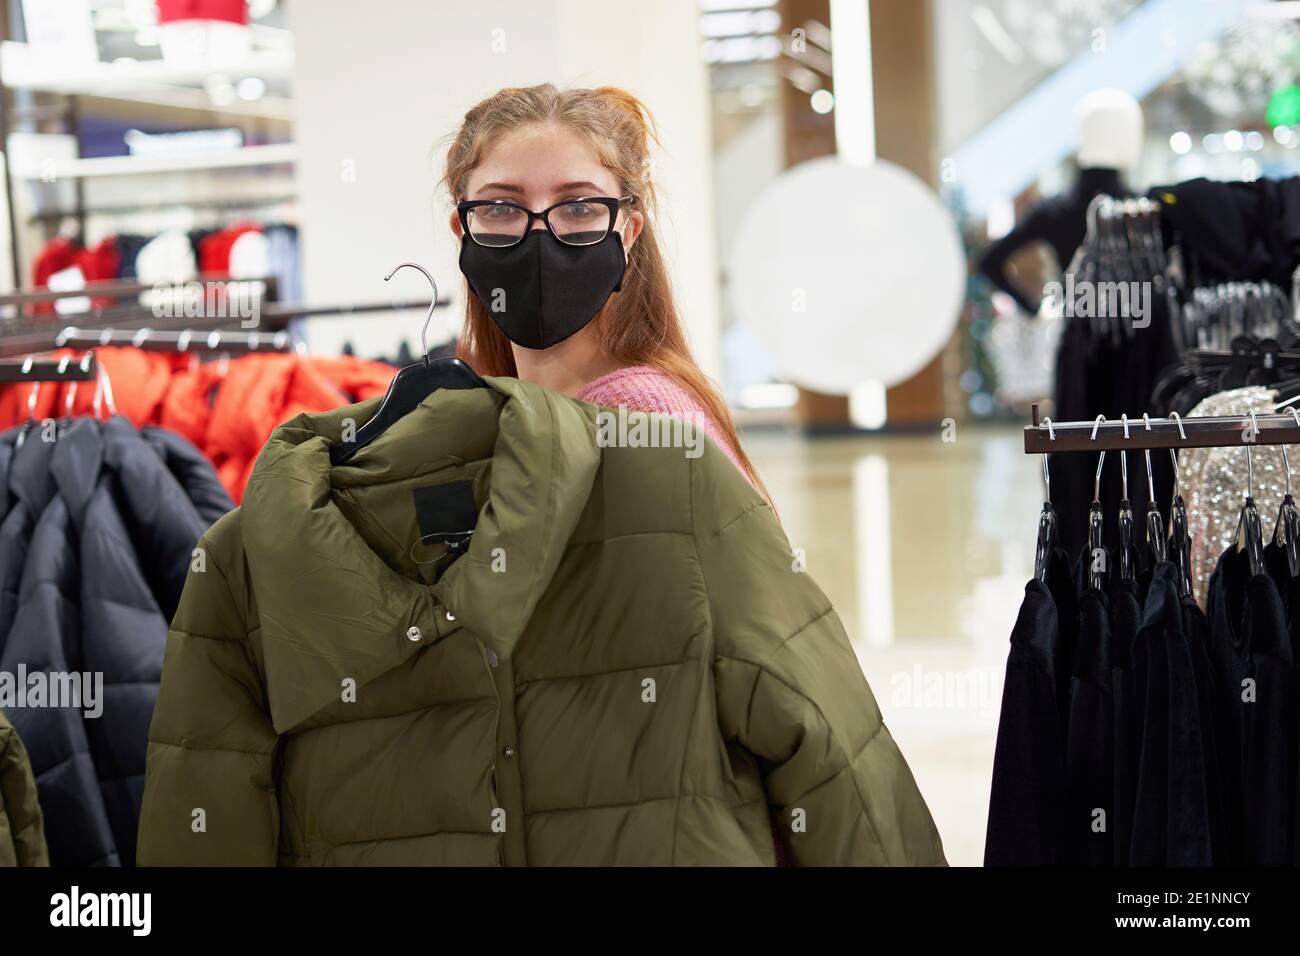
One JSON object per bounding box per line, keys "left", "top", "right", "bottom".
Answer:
{"left": 474, "top": 182, "right": 524, "bottom": 194}
{"left": 556, "top": 181, "right": 603, "bottom": 192}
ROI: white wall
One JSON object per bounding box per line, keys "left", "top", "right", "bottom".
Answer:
{"left": 289, "top": 0, "right": 721, "bottom": 377}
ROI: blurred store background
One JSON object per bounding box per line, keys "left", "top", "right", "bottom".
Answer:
{"left": 2, "top": 0, "right": 1299, "bottom": 864}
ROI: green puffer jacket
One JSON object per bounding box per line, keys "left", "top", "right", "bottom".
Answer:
{"left": 0, "top": 708, "right": 49, "bottom": 866}
{"left": 138, "top": 377, "right": 945, "bottom": 866}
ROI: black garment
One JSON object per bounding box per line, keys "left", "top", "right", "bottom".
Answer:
{"left": 1184, "top": 594, "right": 1228, "bottom": 864}
{"left": 1109, "top": 573, "right": 1143, "bottom": 865}
{"left": 1128, "top": 561, "right": 1213, "bottom": 865}
{"left": 1246, "top": 542, "right": 1298, "bottom": 864}
{"left": 1206, "top": 544, "right": 1296, "bottom": 865}
{"left": 1065, "top": 583, "right": 1114, "bottom": 864}
{"left": 1281, "top": 566, "right": 1300, "bottom": 866}
{"left": 1150, "top": 176, "right": 1300, "bottom": 288}
{"left": 1, "top": 458, "right": 118, "bottom": 865}
{"left": 0, "top": 435, "right": 57, "bottom": 660}
{"left": 985, "top": 547, "right": 1074, "bottom": 865}
{"left": 0, "top": 418, "right": 233, "bottom": 865}
{"left": 112, "top": 234, "right": 151, "bottom": 280}
{"left": 1050, "top": 547, "right": 1080, "bottom": 734}
{"left": 978, "top": 167, "right": 1129, "bottom": 313}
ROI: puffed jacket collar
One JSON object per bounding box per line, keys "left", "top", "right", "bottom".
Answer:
{"left": 240, "top": 376, "right": 600, "bottom": 733}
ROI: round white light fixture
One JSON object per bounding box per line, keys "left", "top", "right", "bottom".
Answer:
{"left": 236, "top": 76, "right": 267, "bottom": 101}
{"left": 728, "top": 156, "right": 965, "bottom": 394}
{"left": 1169, "top": 131, "right": 1192, "bottom": 154}
{"left": 810, "top": 89, "right": 835, "bottom": 114}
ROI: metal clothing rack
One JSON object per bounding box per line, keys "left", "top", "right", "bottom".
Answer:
{"left": 0, "top": 294, "right": 450, "bottom": 358}
{"left": 0, "top": 275, "right": 280, "bottom": 310}
{"left": 26, "top": 194, "right": 299, "bottom": 224}
{"left": 1024, "top": 402, "right": 1300, "bottom": 453}
{"left": 0, "top": 351, "right": 98, "bottom": 383}
{"left": 55, "top": 326, "right": 292, "bottom": 356}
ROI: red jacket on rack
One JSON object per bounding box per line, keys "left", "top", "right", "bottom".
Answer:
{"left": 0, "top": 350, "right": 397, "bottom": 502}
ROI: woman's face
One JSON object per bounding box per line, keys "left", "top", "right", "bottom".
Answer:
{"left": 451, "top": 122, "right": 644, "bottom": 252}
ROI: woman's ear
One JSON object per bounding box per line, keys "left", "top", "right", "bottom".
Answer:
{"left": 621, "top": 210, "right": 644, "bottom": 253}
{"left": 449, "top": 210, "right": 463, "bottom": 238}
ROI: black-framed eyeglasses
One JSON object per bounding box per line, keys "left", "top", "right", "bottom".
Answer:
{"left": 457, "top": 196, "right": 635, "bottom": 248}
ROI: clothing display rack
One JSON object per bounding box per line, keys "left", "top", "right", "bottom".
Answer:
{"left": 26, "top": 194, "right": 299, "bottom": 225}
{"left": 54, "top": 326, "right": 292, "bottom": 356}
{"left": 0, "top": 274, "right": 279, "bottom": 310}
{"left": 1025, "top": 402, "right": 1300, "bottom": 452}
{"left": 0, "top": 351, "right": 97, "bottom": 383}
{"left": 0, "top": 292, "right": 448, "bottom": 358}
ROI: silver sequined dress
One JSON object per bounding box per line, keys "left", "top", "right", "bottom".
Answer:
{"left": 1182, "top": 386, "right": 1287, "bottom": 607}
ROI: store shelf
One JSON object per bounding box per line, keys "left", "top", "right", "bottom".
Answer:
{"left": 10, "top": 143, "right": 297, "bottom": 180}
{"left": 0, "top": 42, "right": 294, "bottom": 120}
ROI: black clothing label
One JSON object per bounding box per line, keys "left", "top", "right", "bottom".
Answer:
{"left": 413, "top": 480, "right": 477, "bottom": 553}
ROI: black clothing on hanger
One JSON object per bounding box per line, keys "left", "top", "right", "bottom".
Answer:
{"left": 1128, "top": 561, "right": 1213, "bottom": 866}
{"left": 1150, "top": 176, "right": 1300, "bottom": 288}
{"left": 1109, "top": 572, "right": 1143, "bottom": 865}
{"left": 1201, "top": 546, "right": 1294, "bottom": 868}
{"left": 1065, "top": 581, "right": 1114, "bottom": 864}
{"left": 985, "top": 547, "right": 1073, "bottom": 865}
{"left": 1184, "top": 593, "right": 1228, "bottom": 864}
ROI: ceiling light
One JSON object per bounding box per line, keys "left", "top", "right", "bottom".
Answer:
{"left": 236, "top": 77, "right": 267, "bottom": 101}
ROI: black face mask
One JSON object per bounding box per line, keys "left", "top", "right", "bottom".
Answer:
{"left": 458, "top": 229, "right": 626, "bottom": 350}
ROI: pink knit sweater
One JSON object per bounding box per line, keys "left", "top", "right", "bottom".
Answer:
{"left": 575, "top": 366, "right": 751, "bottom": 483}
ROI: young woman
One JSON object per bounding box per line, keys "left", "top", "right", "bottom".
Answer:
{"left": 136, "top": 84, "right": 943, "bottom": 868}
{"left": 441, "top": 83, "right": 767, "bottom": 497}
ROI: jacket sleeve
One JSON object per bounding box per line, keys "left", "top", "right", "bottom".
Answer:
{"left": 693, "top": 453, "right": 946, "bottom": 867}
{"left": 0, "top": 716, "right": 50, "bottom": 866}
{"left": 137, "top": 511, "right": 280, "bottom": 865}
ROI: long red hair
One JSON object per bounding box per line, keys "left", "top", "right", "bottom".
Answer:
{"left": 440, "top": 83, "right": 767, "bottom": 496}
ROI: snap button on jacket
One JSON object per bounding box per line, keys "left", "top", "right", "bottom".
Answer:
{"left": 138, "top": 377, "right": 945, "bottom": 866}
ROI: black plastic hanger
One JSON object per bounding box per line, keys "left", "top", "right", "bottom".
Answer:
{"left": 1116, "top": 417, "right": 1135, "bottom": 581}
{"left": 1141, "top": 414, "right": 1166, "bottom": 567}
{"left": 1235, "top": 411, "right": 1267, "bottom": 578}
{"left": 330, "top": 262, "right": 486, "bottom": 466}
{"left": 1086, "top": 416, "right": 1108, "bottom": 592}
{"left": 1034, "top": 418, "right": 1057, "bottom": 583}
{"left": 1165, "top": 412, "right": 1193, "bottom": 597}
{"left": 1273, "top": 407, "right": 1300, "bottom": 578}
{"left": 1219, "top": 335, "right": 1259, "bottom": 390}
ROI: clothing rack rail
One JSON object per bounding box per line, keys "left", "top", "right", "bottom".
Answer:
{"left": 0, "top": 275, "right": 279, "bottom": 308}
{"left": 1024, "top": 401, "right": 1300, "bottom": 453}
{"left": 0, "top": 351, "right": 98, "bottom": 383}
{"left": 26, "top": 194, "right": 298, "bottom": 223}
{"left": 0, "top": 297, "right": 448, "bottom": 357}
{"left": 55, "top": 326, "right": 292, "bottom": 355}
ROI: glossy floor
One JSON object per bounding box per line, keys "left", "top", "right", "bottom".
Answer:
{"left": 745, "top": 423, "right": 1042, "bottom": 867}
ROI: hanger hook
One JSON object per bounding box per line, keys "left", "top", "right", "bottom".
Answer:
{"left": 1279, "top": 405, "right": 1300, "bottom": 496}
{"left": 1090, "top": 414, "right": 1106, "bottom": 440}
{"left": 1040, "top": 417, "right": 1054, "bottom": 502}
{"left": 384, "top": 262, "right": 439, "bottom": 366}
{"left": 1142, "top": 413, "right": 1157, "bottom": 502}
{"left": 1246, "top": 410, "right": 1260, "bottom": 500}
{"left": 1091, "top": 415, "right": 1107, "bottom": 501}
{"left": 1120, "top": 414, "right": 1131, "bottom": 499}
